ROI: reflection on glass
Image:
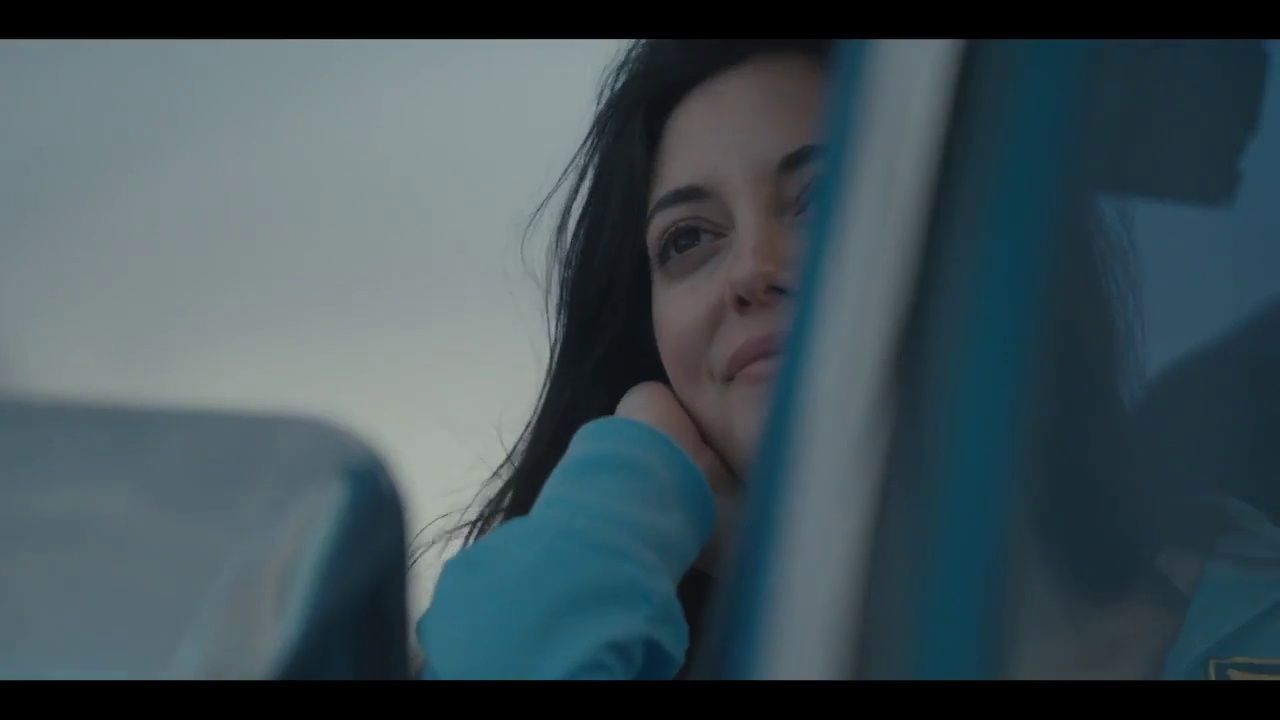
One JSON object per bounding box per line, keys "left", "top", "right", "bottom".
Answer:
{"left": 1006, "top": 40, "right": 1280, "bottom": 680}
{"left": 857, "top": 41, "right": 1280, "bottom": 680}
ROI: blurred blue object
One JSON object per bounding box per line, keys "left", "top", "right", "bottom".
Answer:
{"left": 0, "top": 399, "right": 408, "bottom": 679}
{"left": 710, "top": 39, "right": 1277, "bottom": 680}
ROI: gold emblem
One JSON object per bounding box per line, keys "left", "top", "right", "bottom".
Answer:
{"left": 1208, "top": 657, "right": 1280, "bottom": 680}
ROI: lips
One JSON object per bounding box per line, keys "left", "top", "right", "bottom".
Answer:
{"left": 724, "top": 333, "right": 782, "bottom": 382}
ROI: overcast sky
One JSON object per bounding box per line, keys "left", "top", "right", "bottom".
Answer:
{"left": 0, "top": 39, "right": 624, "bottom": 614}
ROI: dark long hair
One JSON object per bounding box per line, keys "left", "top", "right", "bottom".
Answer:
{"left": 1028, "top": 197, "right": 1149, "bottom": 600}
{"left": 413, "top": 40, "right": 836, "bottom": 558}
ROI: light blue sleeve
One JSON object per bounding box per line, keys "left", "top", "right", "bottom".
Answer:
{"left": 416, "top": 416, "right": 717, "bottom": 680}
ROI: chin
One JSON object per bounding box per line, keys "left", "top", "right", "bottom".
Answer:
{"left": 723, "top": 395, "right": 770, "bottom": 479}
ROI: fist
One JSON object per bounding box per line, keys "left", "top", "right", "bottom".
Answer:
{"left": 615, "top": 382, "right": 738, "bottom": 572}
{"left": 615, "top": 382, "right": 731, "bottom": 493}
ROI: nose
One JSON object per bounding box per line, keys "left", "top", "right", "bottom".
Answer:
{"left": 726, "top": 218, "right": 794, "bottom": 314}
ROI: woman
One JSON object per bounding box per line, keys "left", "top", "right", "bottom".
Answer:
{"left": 417, "top": 39, "right": 1280, "bottom": 680}
{"left": 417, "top": 38, "right": 831, "bottom": 679}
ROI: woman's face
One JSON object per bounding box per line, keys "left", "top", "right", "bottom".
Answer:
{"left": 646, "top": 54, "right": 826, "bottom": 478}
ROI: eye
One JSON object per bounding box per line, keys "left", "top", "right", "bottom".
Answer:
{"left": 655, "top": 224, "right": 721, "bottom": 267}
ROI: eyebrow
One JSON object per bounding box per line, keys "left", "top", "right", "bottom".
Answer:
{"left": 646, "top": 185, "right": 711, "bottom": 227}
{"left": 776, "top": 143, "right": 823, "bottom": 177}
{"left": 645, "top": 143, "right": 824, "bottom": 229}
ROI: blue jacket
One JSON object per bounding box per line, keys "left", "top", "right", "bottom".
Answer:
{"left": 417, "top": 417, "right": 1280, "bottom": 680}
{"left": 1162, "top": 498, "right": 1280, "bottom": 679}
{"left": 418, "top": 417, "right": 714, "bottom": 679}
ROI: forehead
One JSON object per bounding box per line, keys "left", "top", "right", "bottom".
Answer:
{"left": 649, "top": 54, "right": 826, "bottom": 202}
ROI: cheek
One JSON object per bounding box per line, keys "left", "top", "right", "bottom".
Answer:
{"left": 651, "top": 284, "right": 716, "bottom": 402}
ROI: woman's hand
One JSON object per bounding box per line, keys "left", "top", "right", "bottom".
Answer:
{"left": 616, "top": 382, "right": 738, "bottom": 573}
